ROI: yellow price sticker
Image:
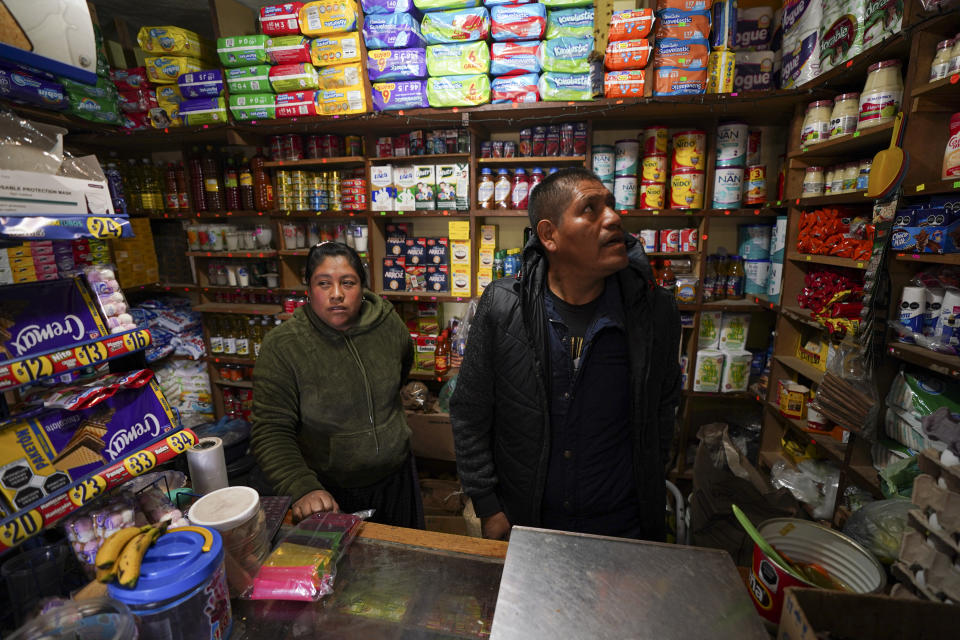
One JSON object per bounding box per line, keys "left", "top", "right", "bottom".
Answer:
{"left": 85, "top": 217, "right": 124, "bottom": 239}
{"left": 123, "top": 450, "right": 157, "bottom": 477}
{"left": 122, "top": 329, "right": 150, "bottom": 353}
{"left": 75, "top": 342, "right": 108, "bottom": 367}
{"left": 805, "top": 256, "right": 812, "bottom": 261}
{"left": 11, "top": 356, "right": 53, "bottom": 384}
{"left": 166, "top": 430, "right": 197, "bottom": 455}
{"left": 68, "top": 475, "right": 107, "bottom": 507}
{"left": 0, "top": 510, "right": 43, "bottom": 548}
{"left": 916, "top": 184, "right": 926, "bottom": 192}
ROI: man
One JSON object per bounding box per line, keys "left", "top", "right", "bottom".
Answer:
{"left": 450, "top": 167, "right": 681, "bottom": 541}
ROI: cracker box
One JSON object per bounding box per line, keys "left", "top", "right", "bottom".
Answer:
{"left": 414, "top": 165, "right": 437, "bottom": 210}
{"left": 370, "top": 164, "right": 396, "bottom": 211}
{"left": 394, "top": 165, "right": 417, "bottom": 211}
{"left": 425, "top": 237, "right": 449, "bottom": 265}
{"left": 0, "top": 376, "right": 176, "bottom": 510}
{"left": 382, "top": 257, "right": 406, "bottom": 291}
{"left": 479, "top": 224, "right": 498, "bottom": 248}
{"left": 404, "top": 237, "right": 427, "bottom": 265}
{"left": 426, "top": 265, "right": 449, "bottom": 292}
{"left": 449, "top": 220, "right": 470, "bottom": 241}
{"left": 414, "top": 334, "right": 437, "bottom": 371}
{"left": 450, "top": 240, "right": 471, "bottom": 266}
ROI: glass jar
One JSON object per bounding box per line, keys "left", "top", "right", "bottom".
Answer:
{"left": 830, "top": 164, "right": 844, "bottom": 194}
{"left": 857, "top": 159, "right": 873, "bottom": 191}
{"left": 858, "top": 60, "right": 903, "bottom": 130}
{"left": 801, "top": 100, "right": 833, "bottom": 145}
{"left": 951, "top": 35, "right": 960, "bottom": 74}
{"left": 802, "top": 166, "right": 825, "bottom": 197}
{"left": 843, "top": 162, "right": 860, "bottom": 193}
{"left": 829, "top": 93, "right": 860, "bottom": 138}
{"left": 824, "top": 168, "right": 835, "bottom": 194}
{"left": 931, "top": 39, "right": 954, "bottom": 82}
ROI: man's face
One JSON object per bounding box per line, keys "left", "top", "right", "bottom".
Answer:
{"left": 540, "top": 180, "right": 628, "bottom": 278}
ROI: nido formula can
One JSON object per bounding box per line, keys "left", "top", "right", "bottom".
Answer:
{"left": 671, "top": 130, "right": 706, "bottom": 171}
{"left": 670, "top": 170, "right": 705, "bottom": 209}
{"left": 641, "top": 154, "right": 668, "bottom": 182}
{"left": 639, "top": 181, "right": 665, "bottom": 209}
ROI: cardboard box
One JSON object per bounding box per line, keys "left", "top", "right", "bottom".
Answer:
{"left": 777, "top": 588, "right": 958, "bottom": 640}
{"left": 435, "top": 164, "right": 458, "bottom": 209}
{"left": 406, "top": 411, "right": 456, "bottom": 461}
{"left": 414, "top": 334, "right": 437, "bottom": 371}
{"left": 414, "top": 165, "right": 436, "bottom": 210}
{"left": 451, "top": 265, "right": 470, "bottom": 296}
{"left": 419, "top": 477, "right": 465, "bottom": 515}
{"left": 454, "top": 162, "right": 470, "bottom": 210}
{"left": 394, "top": 165, "right": 416, "bottom": 211}
{"left": 796, "top": 336, "right": 828, "bottom": 371}
{"left": 479, "top": 224, "right": 498, "bottom": 248}
{"left": 404, "top": 237, "right": 427, "bottom": 265}
{"left": 0, "top": 169, "right": 113, "bottom": 215}
{"left": 426, "top": 265, "right": 449, "bottom": 292}
{"left": 450, "top": 240, "right": 470, "bottom": 266}
{"left": 425, "top": 237, "right": 448, "bottom": 266}
{"left": 890, "top": 220, "right": 960, "bottom": 254}
{"left": 477, "top": 270, "right": 493, "bottom": 295}
{"left": 370, "top": 164, "right": 395, "bottom": 211}
{"left": 382, "top": 257, "right": 405, "bottom": 291}
{"left": 478, "top": 247, "right": 495, "bottom": 271}
{"left": 448, "top": 220, "right": 470, "bottom": 241}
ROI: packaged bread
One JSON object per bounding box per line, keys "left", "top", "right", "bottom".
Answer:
{"left": 299, "top": 0, "right": 359, "bottom": 37}
{"left": 145, "top": 56, "right": 204, "bottom": 84}
{"left": 267, "top": 36, "right": 313, "bottom": 64}
{"left": 608, "top": 9, "right": 655, "bottom": 42}
{"left": 138, "top": 26, "right": 206, "bottom": 58}
{"left": 604, "top": 70, "right": 645, "bottom": 98}
{"left": 311, "top": 33, "right": 362, "bottom": 66}
{"left": 604, "top": 39, "right": 652, "bottom": 71}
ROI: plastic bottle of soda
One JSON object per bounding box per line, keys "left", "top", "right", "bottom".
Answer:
{"left": 189, "top": 146, "right": 207, "bottom": 211}
{"left": 477, "top": 168, "right": 495, "bottom": 209}
{"left": 164, "top": 163, "right": 179, "bottom": 211}
{"left": 175, "top": 162, "right": 190, "bottom": 211}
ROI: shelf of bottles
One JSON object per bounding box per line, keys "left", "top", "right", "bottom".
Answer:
{"left": 205, "top": 313, "right": 283, "bottom": 382}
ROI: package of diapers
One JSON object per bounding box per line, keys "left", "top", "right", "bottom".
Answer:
{"left": 540, "top": 0, "right": 592, "bottom": 7}
{"left": 734, "top": 6, "right": 774, "bottom": 50}
{"left": 137, "top": 26, "right": 207, "bottom": 58}
{"left": 111, "top": 67, "right": 151, "bottom": 92}
{"left": 491, "top": 73, "right": 539, "bottom": 103}
{"left": 145, "top": 57, "right": 203, "bottom": 84}
{"left": 318, "top": 62, "right": 364, "bottom": 89}
{"left": 319, "top": 87, "right": 367, "bottom": 114}
{"left": 118, "top": 88, "right": 158, "bottom": 113}
{"left": 361, "top": 0, "right": 418, "bottom": 13}
{"left": 311, "top": 33, "right": 362, "bottom": 66}
{"left": 368, "top": 48, "right": 428, "bottom": 81}
{"left": 653, "top": 67, "right": 706, "bottom": 96}
{"left": 421, "top": 8, "right": 491, "bottom": 44}
{"left": 260, "top": 3, "right": 305, "bottom": 36}
{"left": 217, "top": 36, "right": 270, "bottom": 67}
{"left": 604, "top": 39, "right": 653, "bottom": 71}
{"left": 269, "top": 63, "right": 320, "bottom": 92}
{"left": 734, "top": 51, "right": 774, "bottom": 92}
{"left": 491, "top": 4, "right": 546, "bottom": 41}
{"left": 653, "top": 38, "right": 709, "bottom": 70}
{"left": 275, "top": 90, "right": 321, "bottom": 117}
{"left": 491, "top": 40, "right": 540, "bottom": 75}
{"left": 364, "top": 14, "right": 427, "bottom": 48}
{"left": 604, "top": 70, "right": 645, "bottom": 98}
{"left": 608, "top": 9, "right": 655, "bottom": 42}
{"left": 414, "top": 0, "right": 480, "bottom": 10}
{"left": 545, "top": 7, "right": 593, "bottom": 39}
{"left": 177, "top": 70, "right": 224, "bottom": 98}
{"left": 299, "top": 0, "right": 359, "bottom": 36}
{"left": 225, "top": 66, "right": 273, "bottom": 94}
{"left": 426, "top": 74, "right": 490, "bottom": 107}
{"left": 150, "top": 100, "right": 181, "bottom": 127}
{"left": 538, "top": 72, "right": 592, "bottom": 101}
{"left": 538, "top": 37, "right": 593, "bottom": 74}
{"left": 154, "top": 85, "right": 182, "bottom": 103}
{"left": 372, "top": 80, "right": 429, "bottom": 110}
{"left": 426, "top": 42, "right": 490, "bottom": 76}
{"left": 179, "top": 97, "right": 227, "bottom": 126}
{"left": 655, "top": 9, "right": 711, "bottom": 41}
{"left": 60, "top": 75, "right": 116, "bottom": 100}
{"left": 229, "top": 94, "right": 277, "bottom": 121}
{"left": 267, "top": 36, "right": 313, "bottom": 65}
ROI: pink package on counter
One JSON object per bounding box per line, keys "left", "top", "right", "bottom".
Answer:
{"left": 260, "top": 2, "right": 305, "bottom": 35}
{"left": 491, "top": 3, "right": 546, "bottom": 42}
{"left": 267, "top": 36, "right": 313, "bottom": 65}
{"left": 276, "top": 90, "right": 321, "bottom": 117}
{"left": 118, "top": 89, "right": 159, "bottom": 113}
{"left": 111, "top": 67, "right": 151, "bottom": 91}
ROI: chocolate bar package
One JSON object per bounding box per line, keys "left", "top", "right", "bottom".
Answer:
{"left": 0, "top": 375, "right": 177, "bottom": 510}
{"left": 0, "top": 279, "right": 107, "bottom": 363}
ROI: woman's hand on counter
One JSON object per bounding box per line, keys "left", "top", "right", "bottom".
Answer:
{"left": 292, "top": 490, "right": 340, "bottom": 523}
{"left": 481, "top": 512, "right": 511, "bottom": 541}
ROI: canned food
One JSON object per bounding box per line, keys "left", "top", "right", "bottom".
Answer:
{"left": 744, "top": 165, "right": 767, "bottom": 205}
{"left": 519, "top": 129, "right": 533, "bottom": 157}
{"left": 716, "top": 122, "right": 749, "bottom": 168}
{"left": 639, "top": 229, "right": 658, "bottom": 252}
{"left": 670, "top": 169, "right": 705, "bottom": 209}
{"left": 680, "top": 228, "right": 698, "bottom": 252}
{"left": 671, "top": 130, "right": 707, "bottom": 171}
{"left": 307, "top": 135, "right": 322, "bottom": 159}
{"left": 614, "top": 175, "right": 638, "bottom": 209}
{"left": 345, "top": 135, "right": 362, "bottom": 156}
{"left": 283, "top": 134, "right": 303, "bottom": 161}
{"left": 641, "top": 154, "right": 668, "bottom": 182}
{"left": 641, "top": 127, "right": 668, "bottom": 155}
{"left": 639, "top": 181, "right": 665, "bottom": 210}
{"left": 659, "top": 228, "right": 680, "bottom": 253}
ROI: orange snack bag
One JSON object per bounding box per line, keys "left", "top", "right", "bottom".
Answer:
{"left": 604, "top": 40, "right": 652, "bottom": 71}
{"left": 608, "top": 9, "right": 655, "bottom": 42}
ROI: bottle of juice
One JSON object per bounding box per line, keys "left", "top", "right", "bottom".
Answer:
{"left": 714, "top": 256, "right": 728, "bottom": 301}
{"left": 209, "top": 316, "right": 223, "bottom": 354}
{"left": 239, "top": 157, "right": 255, "bottom": 210}
{"left": 662, "top": 259, "right": 676, "bottom": 292}
{"left": 236, "top": 316, "right": 250, "bottom": 356}
{"left": 202, "top": 146, "right": 224, "bottom": 211}
{"left": 175, "top": 162, "right": 190, "bottom": 211}
{"left": 477, "top": 168, "right": 495, "bottom": 209}
{"left": 726, "top": 255, "right": 745, "bottom": 300}
{"left": 511, "top": 168, "right": 530, "bottom": 210}
{"left": 164, "top": 163, "right": 179, "bottom": 211}
{"left": 251, "top": 147, "right": 272, "bottom": 210}
{"left": 224, "top": 157, "right": 240, "bottom": 210}
{"left": 189, "top": 147, "right": 207, "bottom": 211}
{"left": 702, "top": 256, "right": 717, "bottom": 303}
{"left": 494, "top": 169, "right": 512, "bottom": 209}
{"left": 223, "top": 317, "right": 237, "bottom": 355}
{"left": 435, "top": 329, "right": 450, "bottom": 375}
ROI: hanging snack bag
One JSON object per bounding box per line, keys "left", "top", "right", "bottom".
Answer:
{"left": 426, "top": 41, "right": 490, "bottom": 76}
{"left": 656, "top": 9, "right": 711, "bottom": 41}
{"left": 276, "top": 90, "right": 322, "bottom": 117}
{"left": 545, "top": 7, "right": 594, "bottom": 39}
{"left": 372, "top": 80, "right": 430, "bottom": 111}
{"left": 491, "top": 73, "right": 539, "bottom": 103}
{"left": 652, "top": 38, "right": 709, "bottom": 69}
{"left": 538, "top": 37, "right": 593, "bottom": 74}
{"left": 145, "top": 57, "right": 204, "bottom": 84}
{"left": 269, "top": 63, "right": 320, "bottom": 92}
{"left": 538, "top": 72, "right": 592, "bottom": 101}
{"left": 267, "top": 36, "right": 313, "bottom": 65}
{"left": 137, "top": 26, "right": 207, "bottom": 58}
{"left": 299, "top": 0, "right": 359, "bottom": 36}
{"left": 225, "top": 65, "right": 273, "bottom": 94}
{"left": 260, "top": 3, "right": 305, "bottom": 35}
{"left": 490, "top": 40, "right": 541, "bottom": 75}
{"left": 653, "top": 67, "right": 707, "bottom": 95}
{"left": 177, "top": 70, "right": 224, "bottom": 99}
{"left": 229, "top": 94, "right": 277, "bottom": 121}
{"left": 608, "top": 9, "right": 655, "bottom": 42}
{"left": 426, "top": 74, "right": 491, "bottom": 106}
{"left": 179, "top": 97, "right": 228, "bottom": 125}
{"left": 421, "top": 8, "right": 491, "bottom": 44}
{"left": 604, "top": 70, "right": 646, "bottom": 98}
{"left": 604, "top": 39, "right": 652, "bottom": 71}
{"left": 363, "top": 14, "right": 427, "bottom": 48}
{"left": 311, "top": 33, "right": 363, "bottom": 66}
{"left": 490, "top": 4, "right": 546, "bottom": 41}
{"left": 367, "top": 48, "right": 428, "bottom": 81}
{"left": 217, "top": 35, "right": 270, "bottom": 67}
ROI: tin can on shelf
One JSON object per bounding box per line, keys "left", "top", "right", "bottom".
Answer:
{"left": 283, "top": 134, "right": 303, "bottom": 161}
{"left": 671, "top": 130, "right": 706, "bottom": 171}
{"left": 712, "top": 165, "right": 745, "bottom": 209}
{"left": 269, "top": 135, "right": 284, "bottom": 160}
{"left": 680, "top": 228, "right": 698, "bottom": 252}
{"left": 639, "top": 229, "right": 658, "bottom": 252}
{"left": 306, "top": 135, "right": 322, "bottom": 159}
{"left": 744, "top": 165, "right": 767, "bottom": 205}
{"left": 614, "top": 175, "right": 638, "bottom": 209}
{"left": 641, "top": 127, "right": 668, "bottom": 155}
{"left": 716, "top": 121, "right": 749, "bottom": 167}
{"left": 615, "top": 139, "right": 640, "bottom": 176}
{"left": 492, "top": 140, "right": 504, "bottom": 158}
{"left": 670, "top": 169, "right": 705, "bottom": 210}
{"left": 639, "top": 181, "right": 665, "bottom": 210}
{"left": 592, "top": 145, "right": 615, "bottom": 181}
{"left": 641, "top": 154, "right": 668, "bottom": 182}
{"left": 659, "top": 228, "right": 680, "bottom": 253}
{"left": 480, "top": 141, "right": 492, "bottom": 158}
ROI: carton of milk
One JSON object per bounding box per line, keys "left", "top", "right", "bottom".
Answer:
{"left": 370, "top": 164, "right": 395, "bottom": 211}
{"left": 414, "top": 165, "right": 436, "bottom": 210}
{"left": 394, "top": 165, "right": 416, "bottom": 211}
{"left": 719, "top": 313, "right": 751, "bottom": 351}
{"left": 694, "top": 349, "right": 725, "bottom": 392}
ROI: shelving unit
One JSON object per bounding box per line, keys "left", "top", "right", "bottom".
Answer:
{"left": 787, "top": 252, "right": 870, "bottom": 270}
{"left": 886, "top": 342, "right": 960, "bottom": 380}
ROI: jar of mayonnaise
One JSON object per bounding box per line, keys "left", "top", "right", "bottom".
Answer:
{"left": 858, "top": 60, "right": 903, "bottom": 130}
{"left": 829, "top": 93, "right": 860, "bottom": 138}
{"left": 801, "top": 100, "right": 833, "bottom": 145}
{"left": 950, "top": 35, "right": 960, "bottom": 74}
{"left": 830, "top": 165, "right": 844, "bottom": 194}
{"left": 802, "top": 166, "right": 825, "bottom": 198}
{"left": 843, "top": 162, "right": 860, "bottom": 192}
{"left": 824, "top": 168, "right": 835, "bottom": 194}
{"left": 931, "top": 39, "right": 954, "bottom": 82}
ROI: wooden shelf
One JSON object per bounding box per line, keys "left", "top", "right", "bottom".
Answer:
{"left": 185, "top": 250, "right": 278, "bottom": 258}
{"left": 781, "top": 305, "right": 821, "bottom": 328}
{"left": 211, "top": 379, "right": 254, "bottom": 389}
{"left": 477, "top": 156, "right": 586, "bottom": 165}
{"left": 471, "top": 209, "right": 530, "bottom": 217}
{"left": 277, "top": 209, "right": 368, "bottom": 217}
{"left": 893, "top": 252, "right": 960, "bottom": 264}
{"left": 701, "top": 297, "right": 776, "bottom": 312}
{"left": 683, "top": 390, "right": 759, "bottom": 400}
{"left": 646, "top": 251, "right": 699, "bottom": 258}
{"left": 372, "top": 153, "right": 470, "bottom": 162}
{"left": 775, "top": 355, "right": 826, "bottom": 385}
{"left": 886, "top": 342, "right": 960, "bottom": 379}
{"left": 378, "top": 292, "right": 471, "bottom": 302}
{"left": 620, "top": 209, "right": 703, "bottom": 217}
{"left": 905, "top": 179, "right": 960, "bottom": 197}
{"left": 206, "top": 355, "right": 257, "bottom": 365}
{"left": 409, "top": 369, "right": 458, "bottom": 383}
{"left": 704, "top": 207, "right": 787, "bottom": 217}
{"left": 194, "top": 303, "right": 283, "bottom": 315}
{"left": 787, "top": 120, "right": 894, "bottom": 160}
{"left": 796, "top": 191, "right": 872, "bottom": 207}
{"left": 370, "top": 210, "right": 471, "bottom": 218}
{"left": 788, "top": 252, "right": 869, "bottom": 270}
{"left": 278, "top": 249, "right": 367, "bottom": 257}
{"left": 263, "top": 156, "right": 365, "bottom": 168}
{"left": 911, "top": 75, "right": 960, "bottom": 101}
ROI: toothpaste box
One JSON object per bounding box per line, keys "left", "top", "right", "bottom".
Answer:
{"left": 382, "top": 257, "right": 406, "bottom": 291}
{"left": 370, "top": 164, "right": 396, "bottom": 211}
{"left": 394, "top": 165, "right": 417, "bottom": 211}
{"left": 414, "top": 165, "right": 436, "bottom": 210}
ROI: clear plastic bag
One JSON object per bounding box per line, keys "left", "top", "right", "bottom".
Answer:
{"left": 808, "top": 342, "right": 880, "bottom": 441}
{"left": 841, "top": 498, "right": 914, "bottom": 564}
{"left": 770, "top": 458, "right": 840, "bottom": 521}
{"left": 0, "top": 109, "right": 65, "bottom": 174}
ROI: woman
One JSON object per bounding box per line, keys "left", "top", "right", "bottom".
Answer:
{"left": 251, "top": 241, "right": 422, "bottom": 527}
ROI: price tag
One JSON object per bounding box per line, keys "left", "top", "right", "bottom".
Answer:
{"left": 68, "top": 475, "right": 107, "bottom": 507}
{"left": 123, "top": 450, "right": 157, "bottom": 477}
{"left": 122, "top": 329, "right": 150, "bottom": 353}
{"left": 0, "top": 510, "right": 43, "bottom": 548}
{"left": 853, "top": 131, "right": 860, "bottom": 138}
{"left": 953, "top": 181, "right": 960, "bottom": 189}
{"left": 917, "top": 184, "right": 926, "bottom": 192}
{"left": 805, "top": 256, "right": 812, "bottom": 261}
{"left": 166, "top": 430, "right": 198, "bottom": 454}
{"left": 856, "top": 262, "right": 864, "bottom": 268}
{"left": 85, "top": 217, "right": 124, "bottom": 239}
{"left": 75, "top": 342, "right": 108, "bottom": 367}
{"left": 11, "top": 356, "right": 53, "bottom": 384}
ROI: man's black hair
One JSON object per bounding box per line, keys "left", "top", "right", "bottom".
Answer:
{"left": 305, "top": 241, "right": 367, "bottom": 288}
{"left": 527, "top": 167, "right": 604, "bottom": 230}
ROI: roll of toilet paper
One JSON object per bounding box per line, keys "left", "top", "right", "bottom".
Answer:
{"left": 899, "top": 286, "right": 925, "bottom": 336}
{"left": 187, "top": 437, "right": 229, "bottom": 496}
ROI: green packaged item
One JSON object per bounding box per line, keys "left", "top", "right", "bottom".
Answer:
{"left": 229, "top": 94, "right": 277, "bottom": 121}
{"left": 269, "top": 63, "right": 319, "bottom": 93}
{"left": 540, "top": 0, "right": 593, "bottom": 6}
{"left": 545, "top": 7, "right": 594, "bottom": 39}
{"left": 67, "top": 94, "right": 122, "bottom": 125}
{"left": 217, "top": 35, "right": 270, "bottom": 68}
{"left": 226, "top": 65, "right": 274, "bottom": 94}
{"left": 538, "top": 36, "right": 593, "bottom": 74}
{"left": 538, "top": 72, "right": 592, "bottom": 101}
{"left": 139, "top": 26, "right": 208, "bottom": 58}
{"left": 426, "top": 74, "right": 490, "bottom": 107}
{"left": 60, "top": 76, "right": 118, "bottom": 100}
{"left": 426, "top": 42, "right": 489, "bottom": 76}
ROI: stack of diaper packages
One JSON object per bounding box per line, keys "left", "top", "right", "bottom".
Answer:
{"left": 417, "top": 0, "right": 491, "bottom": 108}
{"left": 364, "top": 0, "right": 429, "bottom": 111}
{"left": 536, "top": 0, "right": 595, "bottom": 102}
{"left": 488, "top": 0, "right": 543, "bottom": 103}
{"left": 603, "top": 8, "right": 653, "bottom": 99}
{"left": 301, "top": 0, "right": 367, "bottom": 116}
{"left": 732, "top": 4, "right": 776, "bottom": 94}
{"left": 818, "top": 0, "right": 902, "bottom": 76}
{"left": 59, "top": 25, "right": 122, "bottom": 126}
{"left": 652, "top": 0, "right": 711, "bottom": 97}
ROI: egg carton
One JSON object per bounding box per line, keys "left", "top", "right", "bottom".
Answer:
{"left": 912, "top": 474, "right": 960, "bottom": 546}
{"left": 918, "top": 448, "right": 960, "bottom": 494}
{"left": 890, "top": 553, "right": 960, "bottom": 604}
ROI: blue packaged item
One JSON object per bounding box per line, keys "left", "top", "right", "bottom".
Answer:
{"left": 363, "top": 14, "right": 427, "bottom": 49}
{"left": 371, "top": 80, "right": 430, "bottom": 110}
{"left": 490, "top": 40, "right": 540, "bottom": 75}
{"left": 710, "top": 0, "right": 737, "bottom": 50}
{"left": 491, "top": 73, "right": 539, "bottom": 103}
{"left": 367, "top": 48, "right": 428, "bottom": 81}
{"left": 177, "top": 70, "right": 224, "bottom": 98}
{"left": 360, "top": 0, "right": 419, "bottom": 14}
{"left": 490, "top": 3, "right": 546, "bottom": 41}
{"left": 538, "top": 37, "right": 593, "bottom": 74}
{"left": 421, "top": 8, "right": 491, "bottom": 44}
{"left": 104, "top": 165, "right": 128, "bottom": 214}
{"left": 108, "top": 528, "right": 232, "bottom": 640}
{"left": 0, "top": 65, "right": 67, "bottom": 110}
{"left": 545, "top": 7, "right": 594, "bottom": 39}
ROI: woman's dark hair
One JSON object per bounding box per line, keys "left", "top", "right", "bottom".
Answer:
{"left": 305, "top": 241, "right": 367, "bottom": 288}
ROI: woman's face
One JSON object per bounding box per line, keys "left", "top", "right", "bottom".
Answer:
{"left": 309, "top": 256, "right": 363, "bottom": 331}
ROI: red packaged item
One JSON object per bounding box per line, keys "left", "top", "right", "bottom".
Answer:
{"left": 123, "top": 112, "right": 152, "bottom": 130}
{"left": 110, "top": 67, "right": 151, "bottom": 92}
{"left": 608, "top": 9, "right": 655, "bottom": 42}
{"left": 260, "top": 2, "right": 305, "bottom": 36}
{"left": 604, "top": 40, "right": 652, "bottom": 71}
{"left": 492, "top": 75, "right": 539, "bottom": 103}
{"left": 267, "top": 36, "right": 312, "bottom": 65}
{"left": 656, "top": 10, "right": 711, "bottom": 41}
{"left": 491, "top": 4, "right": 546, "bottom": 41}
{"left": 118, "top": 89, "right": 159, "bottom": 113}
{"left": 275, "top": 91, "right": 321, "bottom": 118}
{"left": 604, "top": 71, "right": 646, "bottom": 98}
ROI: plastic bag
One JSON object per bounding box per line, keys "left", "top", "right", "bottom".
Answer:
{"left": 401, "top": 381, "right": 430, "bottom": 410}
{"left": 841, "top": 499, "right": 914, "bottom": 564}
{"left": 769, "top": 458, "right": 839, "bottom": 521}
{"left": 879, "top": 454, "right": 920, "bottom": 499}
{"left": 0, "top": 109, "right": 66, "bottom": 174}
{"left": 438, "top": 375, "right": 457, "bottom": 412}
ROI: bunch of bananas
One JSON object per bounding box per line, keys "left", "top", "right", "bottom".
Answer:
{"left": 95, "top": 524, "right": 214, "bottom": 587}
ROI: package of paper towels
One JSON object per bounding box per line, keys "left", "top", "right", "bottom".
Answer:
{"left": 364, "top": 14, "right": 427, "bottom": 49}
{"left": 735, "top": 6, "right": 774, "bottom": 50}
{"left": 780, "top": 0, "right": 821, "bottom": 88}
{"left": 426, "top": 41, "right": 490, "bottom": 75}
{"left": 491, "top": 73, "right": 539, "bottom": 103}
{"left": 427, "top": 74, "right": 490, "bottom": 106}
{"left": 491, "top": 40, "right": 541, "bottom": 75}
{"left": 491, "top": 3, "right": 546, "bottom": 41}
{"left": 421, "top": 8, "right": 491, "bottom": 44}
{"left": 372, "top": 80, "right": 429, "bottom": 110}
{"left": 367, "top": 48, "right": 427, "bottom": 81}
{"left": 538, "top": 37, "right": 593, "bottom": 74}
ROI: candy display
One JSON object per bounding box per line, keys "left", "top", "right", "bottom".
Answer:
{"left": 796, "top": 208, "right": 873, "bottom": 261}
{"left": 797, "top": 268, "right": 864, "bottom": 337}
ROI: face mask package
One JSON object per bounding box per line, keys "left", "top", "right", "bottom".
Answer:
{"left": 217, "top": 35, "right": 270, "bottom": 67}
{"left": 490, "top": 3, "right": 546, "bottom": 41}
{"left": 260, "top": 3, "right": 305, "bottom": 36}
{"left": 421, "top": 8, "right": 491, "bottom": 44}
{"left": 177, "top": 70, "right": 224, "bottom": 99}
{"left": 225, "top": 65, "right": 273, "bottom": 94}
{"left": 545, "top": 7, "right": 593, "bottom": 39}
{"left": 269, "top": 63, "right": 320, "bottom": 92}
{"left": 363, "top": 14, "right": 427, "bottom": 48}
{"left": 426, "top": 74, "right": 491, "bottom": 107}
{"left": 780, "top": 0, "right": 822, "bottom": 88}
{"left": 538, "top": 37, "right": 593, "bottom": 74}
{"left": 734, "top": 51, "right": 775, "bottom": 92}
{"left": 299, "top": 0, "right": 359, "bottom": 37}
{"left": 604, "top": 70, "right": 646, "bottom": 99}
{"left": 367, "top": 48, "right": 428, "bottom": 81}
{"left": 267, "top": 36, "right": 313, "bottom": 65}
{"left": 538, "top": 72, "right": 592, "bottom": 101}
{"left": 734, "top": 6, "right": 774, "bottom": 51}
{"left": 372, "top": 80, "right": 430, "bottom": 110}
{"left": 491, "top": 73, "right": 539, "bottom": 103}
{"left": 228, "top": 94, "right": 277, "bottom": 121}
{"left": 490, "top": 41, "right": 541, "bottom": 75}
{"left": 311, "top": 33, "right": 363, "bottom": 66}
{"left": 179, "top": 97, "right": 228, "bottom": 126}
{"left": 426, "top": 42, "right": 490, "bottom": 76}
